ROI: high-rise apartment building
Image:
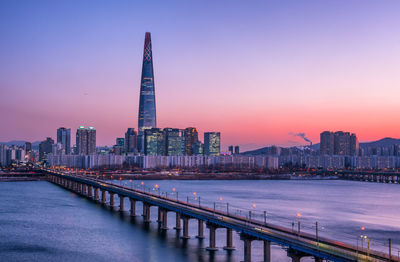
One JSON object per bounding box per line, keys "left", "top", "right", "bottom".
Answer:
{"left": 39, "top": 137, "right": 54, "bottom": 160}
{"left": 144, "top": 128, "right": 165, "bottom": 156}
{"left": 234, "top": 146, "right": 240, "bottom": 154}
{"left": 320, "top": 131, "right": 335, "bottom": 155}
{"left": 125, "top": 128, "right": 137, "bottom": 154}
{"left": 164, "top": 128, "right": 185, "bottom": 156}
{"left": 25, "top": 142, "right": 32, "bottom": 153}
{"left": 184, "top": 127, "right": 199, "bottom": 156}
{"left": 57, "top": 127, "right": 71, "bottom": 154}
{"left": 76, "top": 126, "right": 87, "bottom": 155}
{"left": 87, "top": 127, "right": 96, "bottom": 154}
{"left": 320, "top": 131, "right": 358, "bottom": 156}
{"left": 204, "top": 132, "right": 221, "bottom": 156}
{"left": 138, "top": 32, "right": 157, "bottom": 152}
{"left": 76, "top": 126, "right": 96, "bottom": 155}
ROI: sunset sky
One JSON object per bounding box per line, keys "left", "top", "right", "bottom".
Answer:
{"left": 1, "top": 0, "right": 400, "bottom": 150}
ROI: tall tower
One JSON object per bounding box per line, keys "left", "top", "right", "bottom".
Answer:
{"left": 57, "top": 127, "right": 71, "bottom": 154}
{"left": 138, "top": 32, "right": 157, "bottom": 152}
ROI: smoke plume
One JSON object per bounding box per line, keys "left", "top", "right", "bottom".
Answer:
{"left": 289, "top": 132, "right": 312, "bottom": 144}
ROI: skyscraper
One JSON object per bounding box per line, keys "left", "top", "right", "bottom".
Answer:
{"left": 76, "top": 126, "right": 96, "bottom": 155}
{"left": 125, "top": 128, "right": 137, "bottom": 154}
{"left": 138, "top": 32, "right": 157, "bottom": 152}
{"left": 144, "top": 128, "right": 164, "bottom": 156}
{"left": 57, "top": 127, "right": 71, "bottom": 154}
{"left": 320, "top": 131, "right": 358, "bottom": 156}
{"left": 76, "top": 126, "right": 88, "bottom": 155}
{"left": 87, "top": 127, "right": 96, "bottom": 155}
{"left": 164, "top": 128, "right": 185, "bottom": 156}
{"left": 204, "top": 132, "right": 221, "bottom": 156}
{"left": 39, "top": 137, "right": 54, "bottom": 160}
{"left": 320, "top": 131, "right": 335, "bottom": 155}
{"left": 184, "top": 127, "right": 199, "bottom": 156}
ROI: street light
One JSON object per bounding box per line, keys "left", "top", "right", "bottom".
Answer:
{"left": 297, "top": 213, "right": 301, "bottom": 236}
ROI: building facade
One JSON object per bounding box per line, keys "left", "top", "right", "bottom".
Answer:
{"left": 138, "top": 32, "right": 157, "bottom": 152}
{"left": 204, "top": 132, "right": 221, "bottom": 156}
{"left": 57, "top": 127, "right": 71, "bottom": 154}
{"left": 164, "top": 128, "right": 185, "bottom": 156}
{"left": 76, "top": 126, "right": 96, "bottom": 155}
{"left": 184, "top": 127, "right": 199, "bottom": 156}
{"left": 124, "top": 128, "right": 137, "bottom": 154}
{"left": 144, "top": 128, "right": 165, "bottom": 156}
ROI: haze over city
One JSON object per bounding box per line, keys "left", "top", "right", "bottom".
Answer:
{"left": 1, "top": 0, "right": 400, "bottom": 150}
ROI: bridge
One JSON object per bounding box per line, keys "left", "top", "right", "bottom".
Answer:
{"left": 43, "top": 169, "right": 398, "bottom": 262}
{"left": 311, "top": 170, "right": 400, "bottom": 184}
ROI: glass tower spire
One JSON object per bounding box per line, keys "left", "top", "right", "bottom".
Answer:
{"left": 138, "top": 32, "right": 157, "bottom": 152}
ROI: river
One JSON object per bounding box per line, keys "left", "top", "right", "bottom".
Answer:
{"left": 0, "top": 180, "right": 399, "bottom": 261}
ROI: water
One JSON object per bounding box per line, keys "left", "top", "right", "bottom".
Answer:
{"left": 0, "top": 180, "right": 399, "bottom": 262}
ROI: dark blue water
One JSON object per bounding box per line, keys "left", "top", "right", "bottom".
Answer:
{"left": 0, "top": 180, "right": 399, "bottom": 261}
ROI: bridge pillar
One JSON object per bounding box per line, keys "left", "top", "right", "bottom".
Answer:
{"left": 88, "top": 186, "right": 93, "bottom": 198}
{"left": 196, "top": 219, "right": 205, "bottom": 239}
{"left": 94, "top": 188, "right": 99, "bottom": 201}
{"left": 174, "top": 213, "right": 182, "bottom": 230}
{"left": 263, "top": 240, "right": 271, "bottom": 262}
{"left": 109, "top": 192, "right": 115, "bottom": 207}
{"left": 157, "top": 207, "right": 163, "bottom": 224}
{"left": 181, "top": 216, "right": 190, "bottom": 239}
{"left": 162, "top": 209, "right": 169, "bottom": 230}
{"left": 223, "top": 228, "right": 235, "bottom": 250}
{"left": 101, "top": 190, "right": 106, "bottom": 204}
{"left": 287, "top": 248, "right": 308, "bottom": 262}
{"left": 83, "top": 184, "right": 87, "bottom": 196}
{"left": 143, "top": 203, "right": 151, "bottom": 223}
{"left": 119, "top": 195, "right": 124, "bottom": 212}
{"left": 206, "top": 224, "right": 218, "bottom": 251}
{"left": 130, "top": 198, "right": 137, "bottom": 216}
{"left": 240, "top": 234, "right": 254, "bottom": 262}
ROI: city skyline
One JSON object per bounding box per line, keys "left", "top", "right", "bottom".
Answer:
{"left": 1, "top": 1, "right": 400, "bottom": 150}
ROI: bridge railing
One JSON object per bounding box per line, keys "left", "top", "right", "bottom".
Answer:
{"left": 49, "top": 170, "right": 399, "bottom": 261}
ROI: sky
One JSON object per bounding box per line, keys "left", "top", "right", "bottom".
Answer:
{"left": 1, "top": 0, "right": 400, "bottom": 151}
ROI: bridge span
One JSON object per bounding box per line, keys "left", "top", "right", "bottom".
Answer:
{"left": 43, "top": 169, "right": 397, "bottom": 262}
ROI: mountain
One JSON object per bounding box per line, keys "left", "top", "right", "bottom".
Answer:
{"left": 359, "top": 137, "right": 400, "bottom": 148}
{"left": 0, "top": 140, "right": 41, "bottom": 149}
{"left": 242, "top": 137, "right": 400, "bottom": 155}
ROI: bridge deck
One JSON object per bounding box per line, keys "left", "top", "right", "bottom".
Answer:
{"left": 48, "top": 171, "right": 398, "bottom": 262}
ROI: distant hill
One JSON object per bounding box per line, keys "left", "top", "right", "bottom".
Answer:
{"left": 359, "top": 137, "right": 400, "bottom": 148}
{"left": 242, "top": 137, "right": 400, "bottom": 155}
{"left": 0, "top": 140, "right": 41, "bottom": 149}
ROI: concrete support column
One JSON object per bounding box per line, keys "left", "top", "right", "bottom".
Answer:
{"left": 223, "top": 228, "right": 235, "bottom": 250}
{"left": 101, "top": 190, "right": 106, "bottom": 204}
{"left": 119, "top": 195, "right": 124, "bottom": 212}
{"left": 157, "top": 207, "right": 163, "bottom": 223}
{"left": 83, "top": 184, "right": 87, "bottom": 195}
{"left": 88, "top": 186, "right": 93, "bottom": 198}
{"left": 162, "top": 210, "right": 169, "bottom": 230}
{"left": 94, "top": 188, "right": 99, "bottom": 201}
{"left": 263, "top": 240, "right": 271, "bottom": 262}
{"left": 174, "top": 213, "right": 182, "bottom": 230}
{"left": 142, "top": 203, "right": 151, "bottom": 223}
{"left": 109, "top": 192, "right": 115, "bottom": 207}
{"left": 130, "top": 198, "right": 136, "bottom": 216}
{"left": 206, "top": 224, "right": 218, "bottom": 251}
{"left": 181, "top": 216, "right": 190, "bottom": 239}
{"left": 196, "top": 220, "right": 205, "bottom": 239}
{"left": 243, "top": 238, "right": 252, "bottom": 262}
